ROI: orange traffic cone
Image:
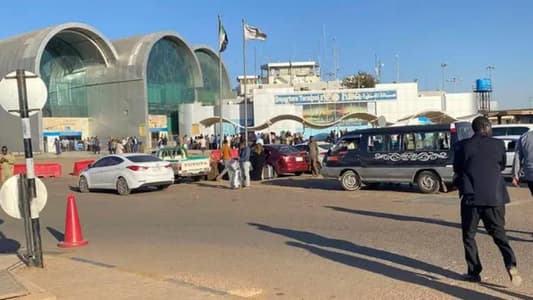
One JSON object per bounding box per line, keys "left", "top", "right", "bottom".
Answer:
{"left": 59, "top": 194, "right": 88, "bottom": 248}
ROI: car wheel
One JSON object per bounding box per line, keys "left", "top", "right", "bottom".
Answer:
{"left": 116, "top": 177, "right": 131, "bottom": 195}
{"left": 416, "top": 171, "right": 440, "bottom": 194}
{"left": 79, "top": 176, "right": 90, "bottom": 193}
{"left": 157, "top": 184, "right": 170, "bottom": 190}
{"left": 340, "top": 170, "right": 362, "bottom": 191}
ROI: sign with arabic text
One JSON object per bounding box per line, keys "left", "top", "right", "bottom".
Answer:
{"left": 274, "top": 89, "right": 397, "bottom": 105}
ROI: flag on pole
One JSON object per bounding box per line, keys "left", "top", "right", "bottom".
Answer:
{"left": 244, "top": 23, "right": 267, "bottom": 41}
{"left": 218, "top": 16, "right": 228, "bottom": 52}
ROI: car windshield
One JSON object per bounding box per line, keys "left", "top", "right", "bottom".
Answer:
{"left": 318, "top": 144, "right": 331, "bottom": 150}
{"left": 127, "top": 155, "right": 162, "bottom": 163}
{"left": 492, "top": 127, "right": 529, "bottom": 137}
{"left": 274, "top": 145, "right": 300, "bottom": 153}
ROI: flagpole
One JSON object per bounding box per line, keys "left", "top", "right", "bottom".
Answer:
{"left": 242, "top": 18, "right": 248, "bottom": 145}
{"left": 218, "top": 16, "right": 224, "bottom": 149}
{"left": 218, "top": 49, "right": 224, "bottom": 149}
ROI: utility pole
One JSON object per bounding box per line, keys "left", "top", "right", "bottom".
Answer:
{"left": 440, "top": 63, "right": 447, "bottom": 111}
{"left": 395, "top": 54, "right": 400, "bottom": 83}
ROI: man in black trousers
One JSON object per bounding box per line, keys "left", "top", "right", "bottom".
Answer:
{"left": 453, "top": 116, "right": 521, "bottom": 286}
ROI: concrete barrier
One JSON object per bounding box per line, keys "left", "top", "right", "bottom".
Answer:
{"left": 14, "top": 163, "right": 62, "bottom": 178}
{"left": 72, "top": 160, "right": 95, "bottom": 176}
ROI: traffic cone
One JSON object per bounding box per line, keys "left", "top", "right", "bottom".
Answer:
{"left": 59, "top": 194, "right": 88, "bottom": 248}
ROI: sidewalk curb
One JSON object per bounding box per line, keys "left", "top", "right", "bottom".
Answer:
{"left": 10, "top": 271, "right": 56, "bottom": 300}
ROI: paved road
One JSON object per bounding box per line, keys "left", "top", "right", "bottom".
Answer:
{"left": 1, "top": 174, "right": 533, "bottom": 299}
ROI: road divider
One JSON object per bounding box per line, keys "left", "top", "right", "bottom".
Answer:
{"left": 72, "top": 160, "right": 95, "bottom": 176}
{"left": 12, "top": 163, "right": 62, "bottom": 178}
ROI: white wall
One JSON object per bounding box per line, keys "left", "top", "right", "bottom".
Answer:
{"left": 179, "top": 102, "right": 215, "bottom": 137}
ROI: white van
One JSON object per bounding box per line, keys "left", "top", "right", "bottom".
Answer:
{"left": 492, "top": 124, "right": 533, "bottom": 176}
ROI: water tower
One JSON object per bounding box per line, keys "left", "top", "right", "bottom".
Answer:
{"left": 474, "top": 78, "right": 492, "bottom": 115}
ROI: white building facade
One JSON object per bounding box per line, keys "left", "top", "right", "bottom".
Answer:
{"left": 244, "top": 82, "right": 477, "bottom": 137}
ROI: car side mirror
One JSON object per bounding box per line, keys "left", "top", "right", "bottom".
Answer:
{"left": 87, "top": 164, "right": 93, "bottom": 169}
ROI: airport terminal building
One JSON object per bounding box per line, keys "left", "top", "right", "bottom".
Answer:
{"left": 0, "top": 23, "right": 481, "bottom": 152}
{"left": 0, "top": 22, "right": 233, "bottom": 151}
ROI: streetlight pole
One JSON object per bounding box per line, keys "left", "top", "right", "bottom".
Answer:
{"left": 395, "top": 54, "right": 400, "bottom": 83}
{"left": 440, "top": 63, "right": 447, "bottom": 111}
{"left": 486, "top": 65, "right": 495, "bottom": 81}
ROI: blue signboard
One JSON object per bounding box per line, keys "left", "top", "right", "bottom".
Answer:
{"left": 274, "top": 90, "right": 397, "bottom": 105}
{"left": 43, "top": 131, "right": 82, "bottom": 137}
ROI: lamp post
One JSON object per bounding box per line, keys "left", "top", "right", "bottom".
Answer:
{"left": 486, "top": 65, "right": 495, "bottom": 81}
{"left": 440, "top": 63, "right": 447, "bottom": 91}
{"left": 440, "top": 63, "right": 447, "bottom": 111}
{"left": 395, "top": 54, "right": 400, "bottom": 83}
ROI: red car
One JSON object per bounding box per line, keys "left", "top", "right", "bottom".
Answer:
{"left": 262, "top": 144, "right": 309, "bottom": 179}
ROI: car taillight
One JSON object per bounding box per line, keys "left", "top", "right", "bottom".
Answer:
{"left": 327, "top": 156, "right": 339, "bottom": 161}
{"left": 127, "top": 165, "right": 148, "bottom": 171}
{"left": 164, "top": 164, "right": 172, "bottom": 168}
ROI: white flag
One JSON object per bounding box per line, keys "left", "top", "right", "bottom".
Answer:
{"left": 244, "top": 23, "right": 267, "bottom": 41}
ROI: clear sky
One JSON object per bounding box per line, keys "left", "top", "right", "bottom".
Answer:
{"left": 1, "top": 0, "right": 532, "bottom": 109}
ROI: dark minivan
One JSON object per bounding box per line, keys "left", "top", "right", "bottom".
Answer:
{"left": 321, "top": 122, "right": 473, "bottom": 193}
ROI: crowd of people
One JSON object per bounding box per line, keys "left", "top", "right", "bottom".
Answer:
{"left": 52, "top": 136, "right": 142, "bottom": 155}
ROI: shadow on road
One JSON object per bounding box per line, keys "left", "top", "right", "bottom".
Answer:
{"left": 248, "top": 222, "right": 510, "bottom": 299}
{"left": 68, "top": 185, "right": 164, "bottom": 195}
{"left": 0, "top": 223, "right": 21, "bottom": 254}
{"left": 46, "top": 227, "right": 64, "bottom": 242}
{"left": 480, "top": 282, "right": 533, "bottom": 300}
{"left": 261, "top": 178, "right": 431, "bottom": 194}
{"left": 325, "top": 206, "right": 533, "bottom": 243}
{"left": 260, "top": 178, "right": 343, "bottom": 190}
{"left": 195, "top": 182, "right": 234, "bottom": 190}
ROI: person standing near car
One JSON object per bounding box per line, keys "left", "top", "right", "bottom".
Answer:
{"left": 239, "top": 141, "right": 251, "bottom": 188}
{"left": 453, "top": 116, "right": 521, "bottom": 285}
{"left": 250, "top": 141, "right": 266, "bottom": 180}
{"left": 308, "top": 136, "right": 320, "bottom": 176}
{"left": 511, "top": 130, "right": 533, "bottom": 194}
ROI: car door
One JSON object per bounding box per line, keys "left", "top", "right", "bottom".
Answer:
{"left": 99, "top": 156, "right": 125, "bottom": 189}
{"left": 87, "top": 157, "right": 114, "bottom": 187}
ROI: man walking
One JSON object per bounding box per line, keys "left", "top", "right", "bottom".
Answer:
{"left": 453, "top": 116, "right": 521, "bottom": 285}
{"left": 0, "top": 146, "right": 16, "bottom": 186}
{"left": 511, "top": 130, "right": 533, "bottom": 194}
{"left": 216, "top": 140, "right": 232, "bottom": 181}
{"left": 239, "top": 141, "right": 251, "bottom": 188}
{"left": 308, "top": 136, "right": 320, "bottom": 176}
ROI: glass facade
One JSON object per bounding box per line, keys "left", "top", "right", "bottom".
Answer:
{"left": 41, "top": 36, "right": 92, "bottom": 117}
{"left": 195, "top": 50, "right": 231, "bottom": 105}
{"left": 146, "top": 38, "right": 196, "bottom": 115}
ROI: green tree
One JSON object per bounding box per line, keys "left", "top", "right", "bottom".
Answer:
{"left": 342, "top": 72, "right": 376, "bottom": 89}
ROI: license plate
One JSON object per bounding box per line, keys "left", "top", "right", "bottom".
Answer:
{"left": 296, "top": 157, "right": 303, "bottom": 162}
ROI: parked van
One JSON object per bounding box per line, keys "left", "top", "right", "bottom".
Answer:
{"left": 492, "top": 124, "right": 533, "bottom": 176}
{"left": 321, "top": 122, "right": 473, "bottom": 193}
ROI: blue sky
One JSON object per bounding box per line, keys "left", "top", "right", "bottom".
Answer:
{"left": 1, "top": 0, "right": 532, "bottom": 108}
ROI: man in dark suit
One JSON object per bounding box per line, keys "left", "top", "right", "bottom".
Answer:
{"left": 453, "top": 116, "right": 521, "bottom": 285}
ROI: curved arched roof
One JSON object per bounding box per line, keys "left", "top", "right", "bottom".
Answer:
{"left": 193, "top": 45, "right": 231, "bottom": 91}
{"left": 200, "top": 112, "right": 379, "bottom": 131}
{"left": 0, "top": 22, "right": 118, "bottom": 78}
{"left": 397, "top": 111, "right": 458, "bottom": 124}
{"left": 113, "top": 32, "right": 203, "bottom": 88}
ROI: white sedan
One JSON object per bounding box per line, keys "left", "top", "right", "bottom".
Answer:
{"left": 79, "top": 154, "right": 174, "bottom": 195}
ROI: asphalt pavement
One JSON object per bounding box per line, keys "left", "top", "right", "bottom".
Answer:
{"left": 1, "top": 156, "right": 533, "bottom": 299}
